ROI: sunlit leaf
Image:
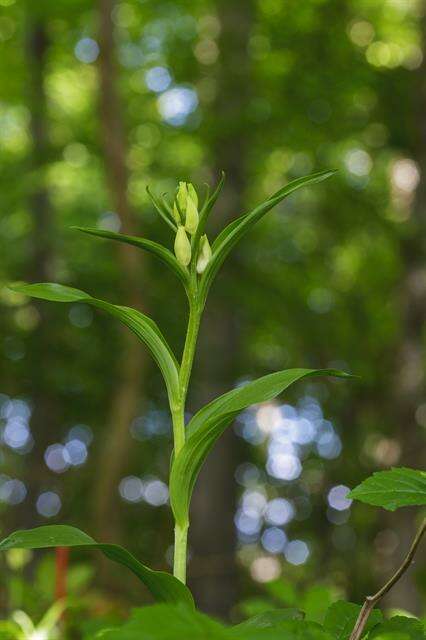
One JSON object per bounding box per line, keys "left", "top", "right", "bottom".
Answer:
{"left": 0, "top": 620, "right": 21, "bottom": 639}
{"left": 349, "top": 468, "right": 426, "bottom": 511}
{"left": 199, "top": 170, "right": 335, "bottom": 304}
{"left": 303, "top": 585, "right": 336, "bottom": 623}
{"left": 91, "top": 604, "right": 227, "bottom": 639}
{"left": 265, "top": 579, "right": 298, "bottom": 607}
{"left": 0, "top": 526, "right": 194, "bottom": 608}
{"left": 9, "top": 282, "right": 180, "bottom": 404}
{"left": 37, "top": 600, "right": 67, "bottom": 636}
{"left": 92, "top": 606, "right": 336, "bottom": 640}
{"left": 230, "top": 609, "right": 304, "bottom": 633}
{"left": 231, "top": 619, "right": 334, "bottom": 640}
{"left": 72, "top": 227, "right": 189, "bottom": 287}
{"left": 170, "top": 368, "right": 351, "bottom": 526}
{"left": 368, "top": 616, "right": 424, "bottom": 640}
{"left": 324, "top": 601, "right": 382, "bottom": 640}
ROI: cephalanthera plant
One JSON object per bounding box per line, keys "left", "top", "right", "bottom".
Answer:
{"left": 5, "top": 169, "right": 422, "bottom": 633}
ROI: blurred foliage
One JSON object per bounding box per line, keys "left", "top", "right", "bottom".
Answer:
{"left": 0, "top": 0, "right": 425, "bottom": 628}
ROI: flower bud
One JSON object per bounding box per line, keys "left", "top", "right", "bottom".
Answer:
{"left": 196, "top": 234, "right": 212, "bottom": 274}
{"left": 172, "top": 202, "right": 180, "bottom": 223}
{"left": 174, "top": 225, "right": 191, "bottom": 266}
{"left": 185, "top": 196, "right": 199, "bottom": 235}
{"left": 173, "top": 182, "right": 188, "bottom": 223}
{"left": 177, "top": 181, "right": 188, "bottom": 209}
{"left": 187, "top": 183, "right": 198, "bottom": 207}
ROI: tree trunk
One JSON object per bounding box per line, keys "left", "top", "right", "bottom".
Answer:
{"left": 20, "top": 15, "right": 60, "bottom": 527}
{"left": 188, "top": 0, "right": 254, "bottom": 618}
{"left": 92, "top": 0, "right": 148, "bottom": 543}
{"left": 383, "top": 30, "right": 426, "bottom": 614}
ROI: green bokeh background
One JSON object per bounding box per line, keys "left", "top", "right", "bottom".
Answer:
{"left": 0, "top": 0, "right": 424, "bottom": 629}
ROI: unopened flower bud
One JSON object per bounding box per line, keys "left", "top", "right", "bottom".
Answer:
{"left": 196, "top": 234, "right": 212, "bottom": 274}
{"left": 174, "top": 225, "right": 191, "bottom": 266}
{"left": 173, "top": 182, "right": 188, "bottom": 223}
{"left": 172, "top": 202, "right": 180, "bottom": 223}
{"left": 177, "top": 181, "right": 188, "bottom": 209}
{"left": 187, "top": 183, "right": 198, "bottom": 207}
{"left": 185, "top": 196, "right": 199, "bottom": 235}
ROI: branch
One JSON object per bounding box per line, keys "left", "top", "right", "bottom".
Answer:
{"left": 349, "top": 518, "right": 425, "bottom": 640}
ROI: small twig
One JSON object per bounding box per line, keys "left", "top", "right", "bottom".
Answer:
{"left": 349, "top": 518, "right": 425, "bottom": 640}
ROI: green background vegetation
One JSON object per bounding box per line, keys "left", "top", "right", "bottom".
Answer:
{"left": 0, "top": 0, "right": 424, "bottom": 627}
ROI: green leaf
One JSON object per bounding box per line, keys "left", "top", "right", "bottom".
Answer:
{"left": 0, "top": 526, "right": 194, "bottom": 608}
{"left": 10, "top": 282, "right": 91, "bottom": 302}
{"left": 265, "top": 578, "right": 298, "bottom": 607}
{"left": 146, "top": 185, "right": 178, "bottom": 232}
{"left": 231, "top": 620, "right": 334, "bottom": 640}
{"left": 303, "top": 585, "right": 336, "bottom": 623}
{"left": 93, "top": 608, "right": 334, "bottom": 640}
{"left": 9, "top": 283, "right": 180, "bottom": 404}
{"left": 170, "top": 367, "right": 351, "bottom": 526}
{"left": 324, "top": 601, "right": 382, "bottom": 640}
{"left": 230, "top": 610, "right": 304, "bottom": 633}
{"left": 0, "top": 621, "right": 21, "bottom": 640}
{"left": 71, "top": 227, "right": 188, "bottom": 287}
{"left": 368, "top": 616, "right": 424, "bottom": 640}
{"left": 237, "top": 598, "right": 281, "bottom": 620}
{"left": 349, "top": 468, "right": 426, "bottom": 511}
{"left": 92, "top": 604, "right": 227, "bottom": 639}
{"left": 199, "top": 170, "right": 335, "bottom": 304}
{"left": 192, "top": 172, "right": 225, "bottom": 253}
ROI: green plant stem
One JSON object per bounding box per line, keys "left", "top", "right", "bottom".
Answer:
{"left": 172, "top": 293, "right": 202, "bottom": 583}
{"left": 171, "top": 406, "right": 186, "bottom": 461}
{"left": 179, "top": 296, "right": 201, "bottom": 400}
{"left": 173, "top": 522, "right": 189, "bottom": 584}
{"left": 349, "top": 517, "right": 425, "bottom": 640}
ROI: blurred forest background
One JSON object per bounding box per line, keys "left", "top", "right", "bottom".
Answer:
{"left": 0, "top": 0, "right": 425, "bottom": 629}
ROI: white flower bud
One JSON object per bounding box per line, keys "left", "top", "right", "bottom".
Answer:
{"left": 174, "top": 225, "right": 191, "bottom": 266}
{"left": 196, "top": 234, "right": 212, "bottom": 274}
{"left": 173, "top": 182, "right": 188, "bottom": 223}
{"left": 187, "top": 183, "right": 198, "bottom": 207}
{"left": 177, "top": 181, "right": 188, "bottom": 209}
{"left": 185, "top": 196, "right": 199, "bottom": 235}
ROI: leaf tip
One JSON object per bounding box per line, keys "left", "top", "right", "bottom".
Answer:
{"left": 8, "top": 281, "right": 28, "bottom": 294}
{"left": 70, "top": 225, "right": 86, "bottom": 233}
{"left": 319, "top": 168, "right": 338, "bottom": 181}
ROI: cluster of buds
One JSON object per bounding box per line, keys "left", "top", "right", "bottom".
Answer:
{"left": 173, "top": 182, "right": 211, "bottom": 273}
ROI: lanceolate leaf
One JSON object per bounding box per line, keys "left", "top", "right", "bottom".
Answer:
{"left": 71, "top": 227, "right": 189, "bottom": 287}
{"left": 192, "top": 172, "right": 225, "bottom": 253}
{"left": 199, "top": 170, "right": 335, "bottom": 305}
{"left": 349, "top": 468, "right": 426, "bottom": 511}
{"left": 146, "top": 186, "right": 177, "bottom": 232}
{"left": 10, "top": 283, "right": 180, "bottom": 404}
{"left": 324, "top": 602, "right": 382, "bottom": 640}
{"left": 170, "top": 368, "right": 351, "bottom": 526}
{"left": 0, "top": 526, "right": 194, "bottom": 608}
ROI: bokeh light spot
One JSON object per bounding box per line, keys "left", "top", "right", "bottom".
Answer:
{"left": 157, "top": 87, "right": 198, "bottom": 126}
{"left": 36, "top": 491, "right": 61, "bottom": 518}
{"left": 74, "top": 38, "right": 100, "bottom": 64}
{"left": 285, "top": 540, "right": 310, "bottom": 565}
